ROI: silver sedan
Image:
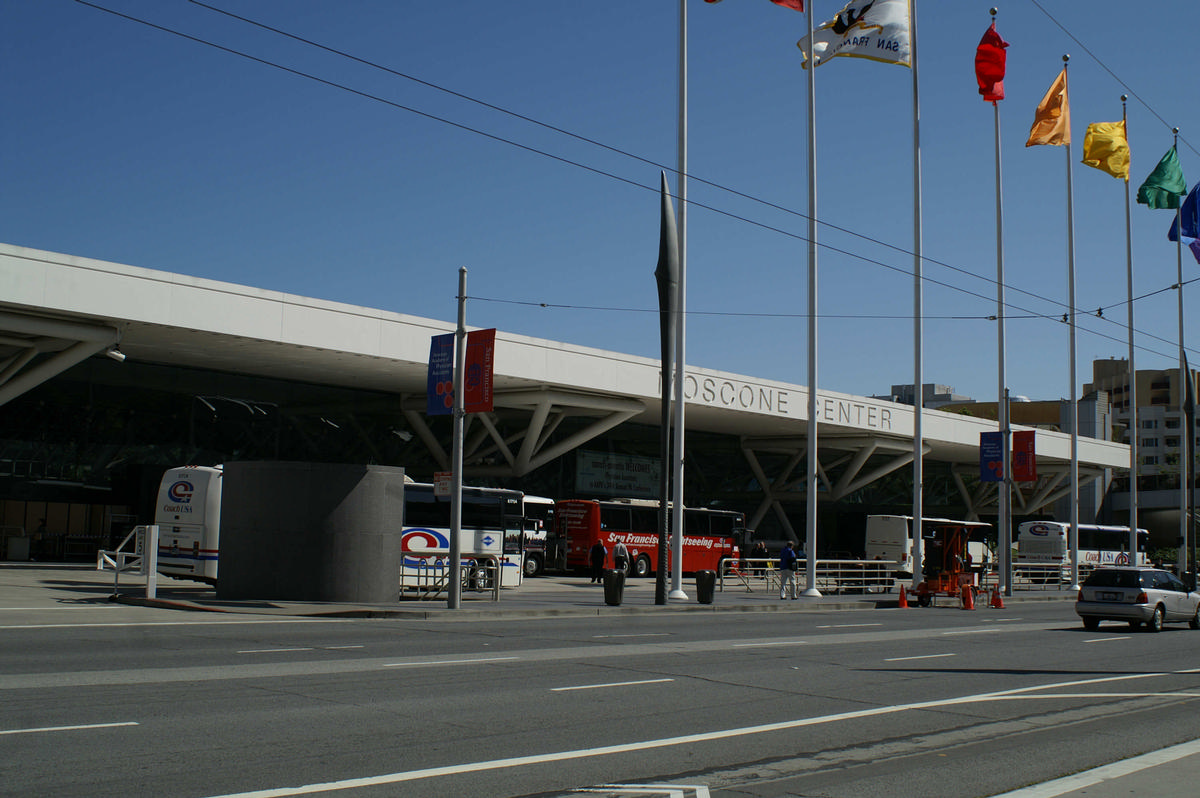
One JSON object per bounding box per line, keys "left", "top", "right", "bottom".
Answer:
{"left": 1075, "top": 566, "right": 1200, "bottom": 632}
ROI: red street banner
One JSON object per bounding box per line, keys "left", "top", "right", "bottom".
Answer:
{"left": 1012, "top": 430, "right": 1037, "bottom": 481}
{"left": 463, "top": 328, "right": 496, "bottom": 414}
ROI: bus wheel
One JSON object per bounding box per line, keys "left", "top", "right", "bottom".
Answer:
{"left": 633, "top": 556, "right": 651, "bottom": 578}
{"left": 523, "top": 555, "right": 542, "bottom": 578}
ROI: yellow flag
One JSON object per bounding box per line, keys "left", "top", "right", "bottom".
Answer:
{"left": 1026, "top": 69, "right": 1070, "bottom": 147}
{"left": 1081, "top": 121, "right": 1130, "bottom": 180}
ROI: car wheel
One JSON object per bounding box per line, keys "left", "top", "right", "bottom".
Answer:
{"left": 633, "top": 555, "right": 651, "bottom": 578}
{"left": 1082, "top": 617, "right": 1099, "bottom": 631}
{"left": 1190, "top": 608, "right": 1200, "bottom": 630}
{"left": 1147, "top": 605, "right": 1164, "bottom": 633}
{"left": 523, "top": 555, "right": 542, "bottom": 578}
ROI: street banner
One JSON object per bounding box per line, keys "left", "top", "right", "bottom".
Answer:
{"left": 463, "top": 328, "right": 496, "bottom": 413}
{"left": 1012, "top": 430, "right": 1037, "bottom": 481}
{"left": 980, "top": 431, "right": 1003, "bottom": 482}
{"left": 426, "top": 333, "right": 454, "bottom": 415}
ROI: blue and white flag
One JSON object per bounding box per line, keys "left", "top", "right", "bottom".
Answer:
{"left": 796, "top": 0, "right": 911, "bottom": 69}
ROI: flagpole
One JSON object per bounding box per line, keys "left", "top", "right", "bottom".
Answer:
{"left": 1174, "top": 127, "right": 1189, "bottom": 572}
{"left": 910, "top": 0, "right": 926, "bottom": 596}
{"left": 1063, "top": 56, "right": 1080, "bottom": 591}
{"left": 803, "top": 0, "right": 821, "bottom": 597}
{"left": 991, "top": 7, "right": 1011, "bottom": 597}
{"left": 670, "top": 0, "right": 688, "bottom": 601}
{"left": 1121, "top": 96, "right": 1138, "bottom": 561}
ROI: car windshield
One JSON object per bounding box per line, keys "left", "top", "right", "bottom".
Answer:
{"left": 1082, "top": 569, "right": 1140, "bottom": 589}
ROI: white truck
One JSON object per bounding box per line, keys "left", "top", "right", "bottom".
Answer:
{"left": 864, "top": 514, "right": 992, "bottom": 578}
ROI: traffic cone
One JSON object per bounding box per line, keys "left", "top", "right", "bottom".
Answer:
{"left": 961, "top": 583, "right": 975, "bottom": 610}
{"left": 990, "top": 587, "right": 1005, "bottom": 609}
{"left": 898, "top": 585, "right": 908, "bottom": 609}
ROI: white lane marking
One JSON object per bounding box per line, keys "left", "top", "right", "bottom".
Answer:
{"left": 1084, "top": 636, "right": 1131, "bottom": 643}
{"left": 0, "top": 619, "right": 352, "bottom": 630}
{"left": 381, "top": 656, "right": 518, "bottom": 668}
{"left": 324, "top": 645, "right": 364, "bottom": 650}
{"left": 199, "top": 670, "right": 1200, "bottom": 798}
{"left": 593, "top": 633, "right": 672, "bottom": 639}
{"left": 940, "top": 629, "right": 1002, "bottom": 636}
{"left": 817, "top": 623, "right": 882, "bottom": 629}
{"left": 0, "top": 721, "right": 138, "bottom": 736}
{"left": 730, "top": 640, "right": 808, "bottom": 648}
{"left": 884, "top": 653, "right": 956, "bottom": 662}
{"left": 238, "top": 648, "right": 315, "bottom": 654}
{"left": 577, "top": 785, "right": 709, "bottom": 797}
{"left": 986, "top": 737, "right": 1200, "bottom": 798}
{"left": 552, "top": 679, "right": 674, "bottom": 692}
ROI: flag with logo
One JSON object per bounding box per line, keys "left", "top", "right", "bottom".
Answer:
{"left": 1137, "top": 146, "right": 1187, "bottom": 210}
{"left": 1081, "top": 121, "right": 1129, "bottom": 180}
{"left": 974, "top": 21, "right": 1008, "bottom": 103}
{"left": 1168, "top": 182, "right": 1200, "bottom": 265}
{"left": 1025, "top": 69, "right": 1069, "bottom": 147}
{"left": 704, "top": 0, "right": 804, "bottom": 9}
{"left": 796, "top": 0, "right": 911, "bottom": 69}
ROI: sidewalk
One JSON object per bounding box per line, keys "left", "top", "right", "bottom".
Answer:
{"left": 0, "top": 563, "right": 1075, "bottom": 620}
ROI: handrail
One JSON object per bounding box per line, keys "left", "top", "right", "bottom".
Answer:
{"left": 400, "top": 554, "right": 501, "bottom": 602}
{"left": 718, "top": 558, "right": 899, "bottom": 595}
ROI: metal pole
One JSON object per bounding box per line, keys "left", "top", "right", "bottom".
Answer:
{"left": 1064, "top": 56, "right": 1080, "bottom": 591}
{"left": 670, "top": 0, "right": 688, "bottom": 601}
{"left": 802, "top": 0, "right": 821, "bottom": 597}
{"left": 993, "top": 52, "right": 1012, "bottom": 596}
{"left": 448, "top": 267, "right": 467, "bottom": 610}
{"left": 910, "top": 0, "right": 925, "bottom": 594}
{"left": 1122, "top": 97, "right": 1138, "bottom": 561}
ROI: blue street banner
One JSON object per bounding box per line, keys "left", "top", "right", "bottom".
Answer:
{"left": 980, "top": 431, "right": 1003, "bottom": 482}
{"left": 426, "top": 333, "right": 454, "bottom": 415}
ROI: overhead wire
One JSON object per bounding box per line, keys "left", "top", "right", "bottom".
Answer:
{"left": 72, "top": 0, "right": 1198, "bottom": 366}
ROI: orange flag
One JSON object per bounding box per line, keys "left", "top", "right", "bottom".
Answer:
{"left": 1026, "top": 69, "right": 1070, "bottom": 147}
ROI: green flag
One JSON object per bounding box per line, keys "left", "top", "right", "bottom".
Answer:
{"left": 1136, "top": 145, "right": 1187, "bottom": 209}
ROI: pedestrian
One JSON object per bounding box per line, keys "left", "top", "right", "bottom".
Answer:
{"left": 31, "top": 518, "right": 47, "bottom": 562}
{"left": 779, "top": 540, "right": 799, "bottom": 600}
{"left": 752, "top": 540, "right": 768, "bottom": 576}
{"left": 589, "top": 539, "right": 608, "bottom": 583}
{"left": 612, "top": 539, "right": 629, "bottom": 575}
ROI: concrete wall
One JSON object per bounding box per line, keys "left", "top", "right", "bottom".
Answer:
{"left": 216, "top": 461, "right": 404, "bottom": 602}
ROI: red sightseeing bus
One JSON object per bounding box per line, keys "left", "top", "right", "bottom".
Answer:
{"left": 553, "top": 498, "right": 746, "bottom": 577}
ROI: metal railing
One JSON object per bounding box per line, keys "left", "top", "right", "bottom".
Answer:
{"left": 96, "top": 525, "right": 159, "bottom": 599}
{"left": 719, "top": 558, "right": 899, "bottom": 595}
{"left": 400, "top": 555, "right": 500, "bottom": 602}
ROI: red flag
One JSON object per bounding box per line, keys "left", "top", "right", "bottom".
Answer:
{"left": 974, "top": 21, "right": 1008, "bottom": 103}
{"left": 705, "top": 0, "right": 804, "bottom": 10}
{"left": 463, "top": 328, "right": 496, "bottom": 413}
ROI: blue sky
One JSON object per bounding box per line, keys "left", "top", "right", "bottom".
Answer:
{"left": 4, "top": 1, "right": 1199, "bottom": 404}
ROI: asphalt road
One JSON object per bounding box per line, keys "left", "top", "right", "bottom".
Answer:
{"left": 3, "top": 569, "right": 1200, "bottom": 798}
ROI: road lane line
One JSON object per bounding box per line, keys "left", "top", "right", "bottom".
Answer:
{"left": 0, "top": 619, "right": 352, "bottom": 630}
{"left": 0, "top": 722, "right": 138, "bottom": 736}
{"left": 1083, "top": 636, "right": 1131, "bottom": 643}
{"left": 552, "top": 679, "right": 674, "bottom": 692}
{"left": 201, "top": 670, "right": 1200, "bottom": 797}
{"left": 593, "top": 633, "right": 673, "bottom": 639}
{"left": 238, "top": 648, "right": 315, "bottom": 654}
{"left": 940, "top": 629, "right": 1002, "bottom": 636}
{"left": 985, "top": 737, "right": 1200, "bottom": 798}
{"left": 817, "top": 623, "right": 882, "bottom": 629}
{"left": 731, "top": 640, "right": 808, "bottom": 648}
{"left": 382, "top": 656, "right": 518, "bottom": 668}
{"left": 884, "top": 653, "right": 956, "bottom": 662}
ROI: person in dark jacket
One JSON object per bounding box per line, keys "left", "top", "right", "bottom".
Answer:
{"left": 589, "top": 540, "right": 608, "bottom": 583}
{"left": 779, "top": 541, "right": 799, "bottom": 600}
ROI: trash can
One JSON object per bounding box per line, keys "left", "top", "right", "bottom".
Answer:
{"left": 603, "top": 569, "right": 625, "bottom": 606}
{"left": 695, "top": 570, "right": 717, "bottom": 604}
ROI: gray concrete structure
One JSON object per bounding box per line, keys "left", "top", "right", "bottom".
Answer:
{"left": 216, "top": 461, "right": 405, "bottom": 603}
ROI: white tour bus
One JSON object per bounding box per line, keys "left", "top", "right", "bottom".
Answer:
{"left": 1015, "top": 521, "right": 1149, "bottom": 568}
{"left": 156, "top": 465, "right": 224, "bottom": 584}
